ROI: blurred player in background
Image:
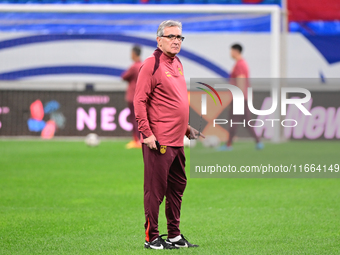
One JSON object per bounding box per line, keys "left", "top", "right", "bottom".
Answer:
{"left": 218, "top": 43, "right": 263, "bottom": 151}
{"left": 122, "top": 45, "right": 142, "bottom": 149}
{"left": 134, "top": 20, "right": 203, "bottom": 250}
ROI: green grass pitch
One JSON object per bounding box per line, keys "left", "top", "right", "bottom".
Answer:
{"left": 0, "top": 140, "right": 339, "bottom": 254}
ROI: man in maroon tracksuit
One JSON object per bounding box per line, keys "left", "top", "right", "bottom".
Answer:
{"left": 121, "top": 45, "right": 142, "bottom": 149}
{"left": 218, "top": 43, "right": 263, "bottom": 151}
{"left": 134, "top": 20, "right": 203, "bottom": 250}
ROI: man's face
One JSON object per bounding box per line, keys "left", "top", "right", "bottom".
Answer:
{"left": 230, "top": 48, "right": 238, "bottom": 60}
{"left": 131, "top": 50, "right": 137, "bottom": 61}
{"left": 157, "top": 26, "right": 182, "bottom": 57}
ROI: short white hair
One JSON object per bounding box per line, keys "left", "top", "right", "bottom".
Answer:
{"left": 157, "top": 20, "right": 182, "bottom": 37}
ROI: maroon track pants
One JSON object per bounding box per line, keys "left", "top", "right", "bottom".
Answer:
{"left": 142, "top": 144, "right": 187, "bottom": 242}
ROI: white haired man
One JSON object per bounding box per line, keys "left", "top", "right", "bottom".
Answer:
{"left": 134, "top": 20, "right": 203, "bottom": 250}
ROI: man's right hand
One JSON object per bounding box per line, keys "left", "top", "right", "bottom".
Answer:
{"left": 144, "top": 134, "right": 157, "bottom": 150}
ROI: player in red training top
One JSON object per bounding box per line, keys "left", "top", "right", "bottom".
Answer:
{"left": 218, "top": 43, "right": 263, "bottom": 151}
{"left": 134, "top": 20, "right": 204, "bottom": 250}
{"left": 121, "top": 45, "right": 142, "bottom": 149}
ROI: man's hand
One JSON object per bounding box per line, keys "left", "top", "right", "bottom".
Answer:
{"left": 186, "top": 125, "right": 205, "bottom": 140}
{"left": 144, "top": 134, "right": 158, "bottom": 150}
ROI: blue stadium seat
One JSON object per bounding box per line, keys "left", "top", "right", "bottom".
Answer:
{"left": 206, "top": 0, "right": 229, "bottom": 3}
{"left": 229, "top": 0, "right": 242, "bottom": 3}
{"left": 64, "top": 0, "right": 85, "bottom": 3}
{"left": 183, "top": 0, "right": 205, "bottom": 3}
{"left": 0, "top": 0, "right": 17, "bottom": 3}
{"left": 262, "top": 0, "right": 280, "bottom": 4}
{"left": 111, "top": 0, "right": 136, "bottom": 3}
{"left": 18, "top": 0, "right": 43, "bottom": 3}
{"left": 87, "top": 0, "right": 113, "bottom": 3}
{"left": 206, "top": 0, "right": 243, "bottom": 3}
{"left": 148, "top": 0, "right": 182, "bottom": 4}
{"left": 40, "top": 0, "right": 65, "bottom": 3}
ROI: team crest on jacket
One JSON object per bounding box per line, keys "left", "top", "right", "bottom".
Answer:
{"left": 160, "top": 145, "right": 167, "bottom": 154}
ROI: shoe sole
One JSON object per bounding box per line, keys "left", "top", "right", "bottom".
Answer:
{"left": 175, "top": 244, "right": 188, "bottom": 248}
{"left": 168, "top": 241, "right": 198, "bottom": 248}
{"left": 144, "top": 243, "right": 177, "bottom": 250}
